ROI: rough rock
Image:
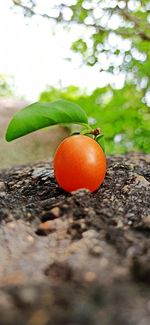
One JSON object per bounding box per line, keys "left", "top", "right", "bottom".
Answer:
{"left": 0, "top": 154, "right": 150, "bottom": 324}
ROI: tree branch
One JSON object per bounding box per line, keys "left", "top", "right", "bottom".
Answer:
{"left": 118, "top": 7, "right": 150, "bottom": 41}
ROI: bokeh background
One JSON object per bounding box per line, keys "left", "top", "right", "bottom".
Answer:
{"left": 0, "top": 0, "right": 150, "bottom": 168}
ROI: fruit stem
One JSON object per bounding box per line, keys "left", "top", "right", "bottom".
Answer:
{"left": 90, "top": 128, "right": 101, "bottom": 138}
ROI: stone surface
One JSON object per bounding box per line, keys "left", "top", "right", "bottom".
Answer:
{"left": 0, "top": 154, "right": 150, "bottom": 324}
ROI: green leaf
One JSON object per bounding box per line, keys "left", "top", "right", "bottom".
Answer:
{"left": 5, "top": 99, "right": 89, "bottom": 142}
{"left": 96, "top": 134, "right": 105, "bottom": 153}
{"left": 80, "top": 126, "right": 93, "bottom": 134}
{"left": 71, "top": 39, "right": 87, "bottom": 54}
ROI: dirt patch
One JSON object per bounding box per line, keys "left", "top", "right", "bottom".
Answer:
{"left": 0, "top": 154, "right": 150, "bottom": 324}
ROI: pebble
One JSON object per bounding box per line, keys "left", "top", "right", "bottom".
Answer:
{"left": 36, "top": 221, "right": 56, "bottom": 235}
{"left": 19, "top": 287, "right": 37, "bottom": 304}
{"left": 27, "top": 235, "right": 34, "bottom": 242}
{"left": 90, "top": 245, "right": 103, "bottom": 256}
{"left": 80, "top": 222, "right": 86, "bottom": 230}
{"left": 36, "top": 218, "right": 66, "bottom": 236}
{"left": 50, "top": 207, "right": 60, "bottom": 218}
{"left": 0, "top": 192, "right": 6, "bottom": 198}
{"left": 124, "top": 232, "right": 135, "bottom": 243}
{"left": 99, "top": 257, "right": 109, "bottom": 268}
{"left": 7, "top": 181, "right": 15, "bottom": 186}
{"left": 27, "top": 212, "right": 32, "bottom": 218}
{"left": 127, "top": 246, "right": 139, "bottom": 257}
{"left": 135, "top": 174, "right": 149, "bottom": 188}
{"left": 0, "top": 181, "right": 6, "bottom": 191}
{"left": 142, "top": 215, "right": 150, "bottom": 228}
{"left": 122, "top": 185, "right": 129, "bottom": 193}
{"left": 82, "top": 229, "right": 99, "bottom": 239}
{"left": 117, "top": 220, "right": 123, "bottom": 228}
{"left": 0, "top": 208, "right": 13, "bottom": 223}
{"left": 7, "top": 222, "right": 16, "bottom": 229}
{"left": 84, "top": 271, "right": 97, "bottom": 282}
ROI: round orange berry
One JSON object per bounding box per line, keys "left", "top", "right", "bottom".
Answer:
{"left": 54, "top": 134, "right": 106, "bottom": 192}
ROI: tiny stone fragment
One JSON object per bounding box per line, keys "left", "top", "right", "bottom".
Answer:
{"left": 7, "top": 222, "right": 16, "bottom": 229}
{"left": 36, "top": 221, "right": 56, "bottom": 236}
{"left": 122, "top": 185, "right": 129, "bottom": 193}
{"left": 36, "top": 218, "right": 66, "bottom": 236}
{"left": 84, "top": 271, "right": 97, "bottom": 282}
{"left": 0, "top": 181, "right": 6, "bottom": 191}
{"left": 89, "top": 245, "right": 103, "bottom": 256}
{"left": 0, "top": 208, "right": 13, "bottom": 223}
{"left": 142, "top": 215, "right": 150, "bottom": 228}
{"left": 82, "top": 229, "right": 99, "bottom": 239}
{"left": 50, "top": 207, "right": 60, "bottom": 218}
{"left": 117, "top": 220, "right": 123, "bottom": 228}
{"left": 135, "top": 174, "right": 150, "bottom": 187}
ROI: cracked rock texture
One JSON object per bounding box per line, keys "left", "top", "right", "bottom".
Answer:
{"left": 0, "top": 154, "right": 150, "bottom": 325}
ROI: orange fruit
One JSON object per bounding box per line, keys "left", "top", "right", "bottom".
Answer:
{"left": 54, "top": 135, "right": 106, "bottom": 192}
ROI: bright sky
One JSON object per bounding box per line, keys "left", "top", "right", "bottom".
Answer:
{"left": 0, "top": 0, "right": 125, "bottom": 100}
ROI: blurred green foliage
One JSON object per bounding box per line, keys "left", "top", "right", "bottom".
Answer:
{"left": 40, "top": 84, "right": 150, "bottom": 154}
{"left": 13, "top": 0, "right": 150, "bottom": 154}
{"left": 12, "top": 1, "right": 150, "bottom": 95}
{"left": 0, "top": 75, "right": 13, "bottom": 97}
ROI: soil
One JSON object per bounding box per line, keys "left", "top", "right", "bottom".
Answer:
{"left": 0, "top": 154, "right": 150, "bottom": 325}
